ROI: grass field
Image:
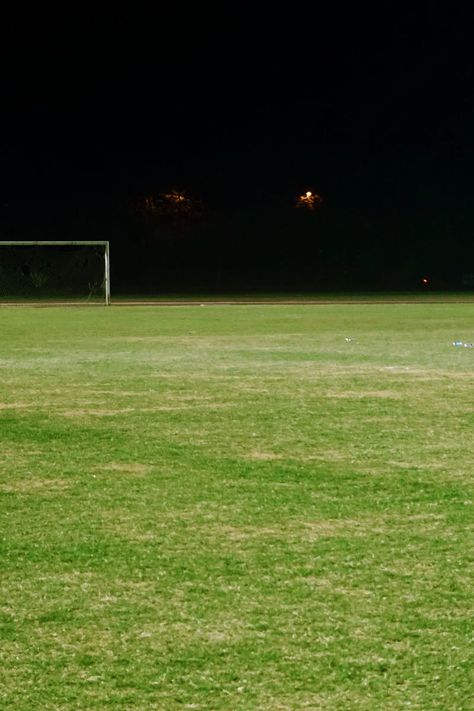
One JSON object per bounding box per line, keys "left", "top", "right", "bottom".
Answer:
{"left": 1, "top": 302, "right": 473, "bottom": 710}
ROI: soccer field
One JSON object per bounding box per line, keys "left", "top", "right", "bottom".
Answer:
{"left": 1, "top": 303, "right": 473, "bottom": 710}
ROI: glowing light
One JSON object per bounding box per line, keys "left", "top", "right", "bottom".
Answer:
{"left": 422, "top": 277, "right": 429, "bottom": 285}
{"left": 136, "top": 189, "right": 204, "bottom": 222}
{"left": 164, "top": 191, "right": 187, "bottom": 204}
{"left": 296, "top": 190, "right": 323, "bottom": 210}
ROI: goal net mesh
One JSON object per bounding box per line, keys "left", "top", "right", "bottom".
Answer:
{"left": 0, "top": 244, "right": 106, "bottom": 303}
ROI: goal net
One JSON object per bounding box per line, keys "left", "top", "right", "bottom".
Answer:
{"left": 0, "top": 241, "right": 110, "bottom": 304}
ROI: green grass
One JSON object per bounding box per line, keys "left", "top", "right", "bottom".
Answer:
{"left": 1, "top": 302, "right": 473, "bottom": 710}
{"left": 110, "top": 291, "right": 474, "bottom": 304}
{"left": 3, "top": 290, "right": 474, "bottom": 306}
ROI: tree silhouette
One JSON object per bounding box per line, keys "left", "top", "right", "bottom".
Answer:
{"left": 135, "top": 190, "right": 204, "bottom": 232}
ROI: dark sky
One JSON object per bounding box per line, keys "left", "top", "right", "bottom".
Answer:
{"left": 1, "top": 3, "right": 474, "bottom": 287}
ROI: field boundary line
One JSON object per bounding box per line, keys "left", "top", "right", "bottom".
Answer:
{"left": 1, "top": 298, "right": 474, "bottom": 307}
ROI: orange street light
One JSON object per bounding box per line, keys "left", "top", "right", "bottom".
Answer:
{"left": 296, "top": 190, "right": 322, "bottom": 210}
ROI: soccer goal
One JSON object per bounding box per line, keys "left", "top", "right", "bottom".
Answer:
{"left": 0, "top": 241, "right": 111, "bottom": 305}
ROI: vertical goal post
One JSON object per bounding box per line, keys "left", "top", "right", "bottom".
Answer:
{"left": 0, "top": 240, "right": 111, "bottom": 305}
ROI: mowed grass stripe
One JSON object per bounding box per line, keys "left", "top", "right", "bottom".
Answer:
{"left": 1, "top": 304, "right": 473, "bottom": 710}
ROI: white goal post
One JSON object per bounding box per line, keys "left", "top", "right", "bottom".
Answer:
{"left": 0, "top": 240, "right": 111, "bottom": 305}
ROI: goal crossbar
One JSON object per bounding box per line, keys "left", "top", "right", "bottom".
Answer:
{"left": 0, "top": 241, "right": 111, "bottom": 305}
{"left": 0, "top": 241, "right": 109, "bottom": 246}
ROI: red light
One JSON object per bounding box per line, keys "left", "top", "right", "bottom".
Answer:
{"left": 422, "top": 278, "right": 429, "bottom": 285}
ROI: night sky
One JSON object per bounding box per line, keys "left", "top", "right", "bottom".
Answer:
{"left": 2, "top": 4, "right": 474, "bottom": 291}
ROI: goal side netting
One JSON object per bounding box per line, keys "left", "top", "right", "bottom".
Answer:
{"left": 0, "top": 241, "right": 110, "bottom": 304}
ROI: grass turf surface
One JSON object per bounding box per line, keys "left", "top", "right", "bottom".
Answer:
{"left": 1, "top": 302, "right": 473, "bottom": 710}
